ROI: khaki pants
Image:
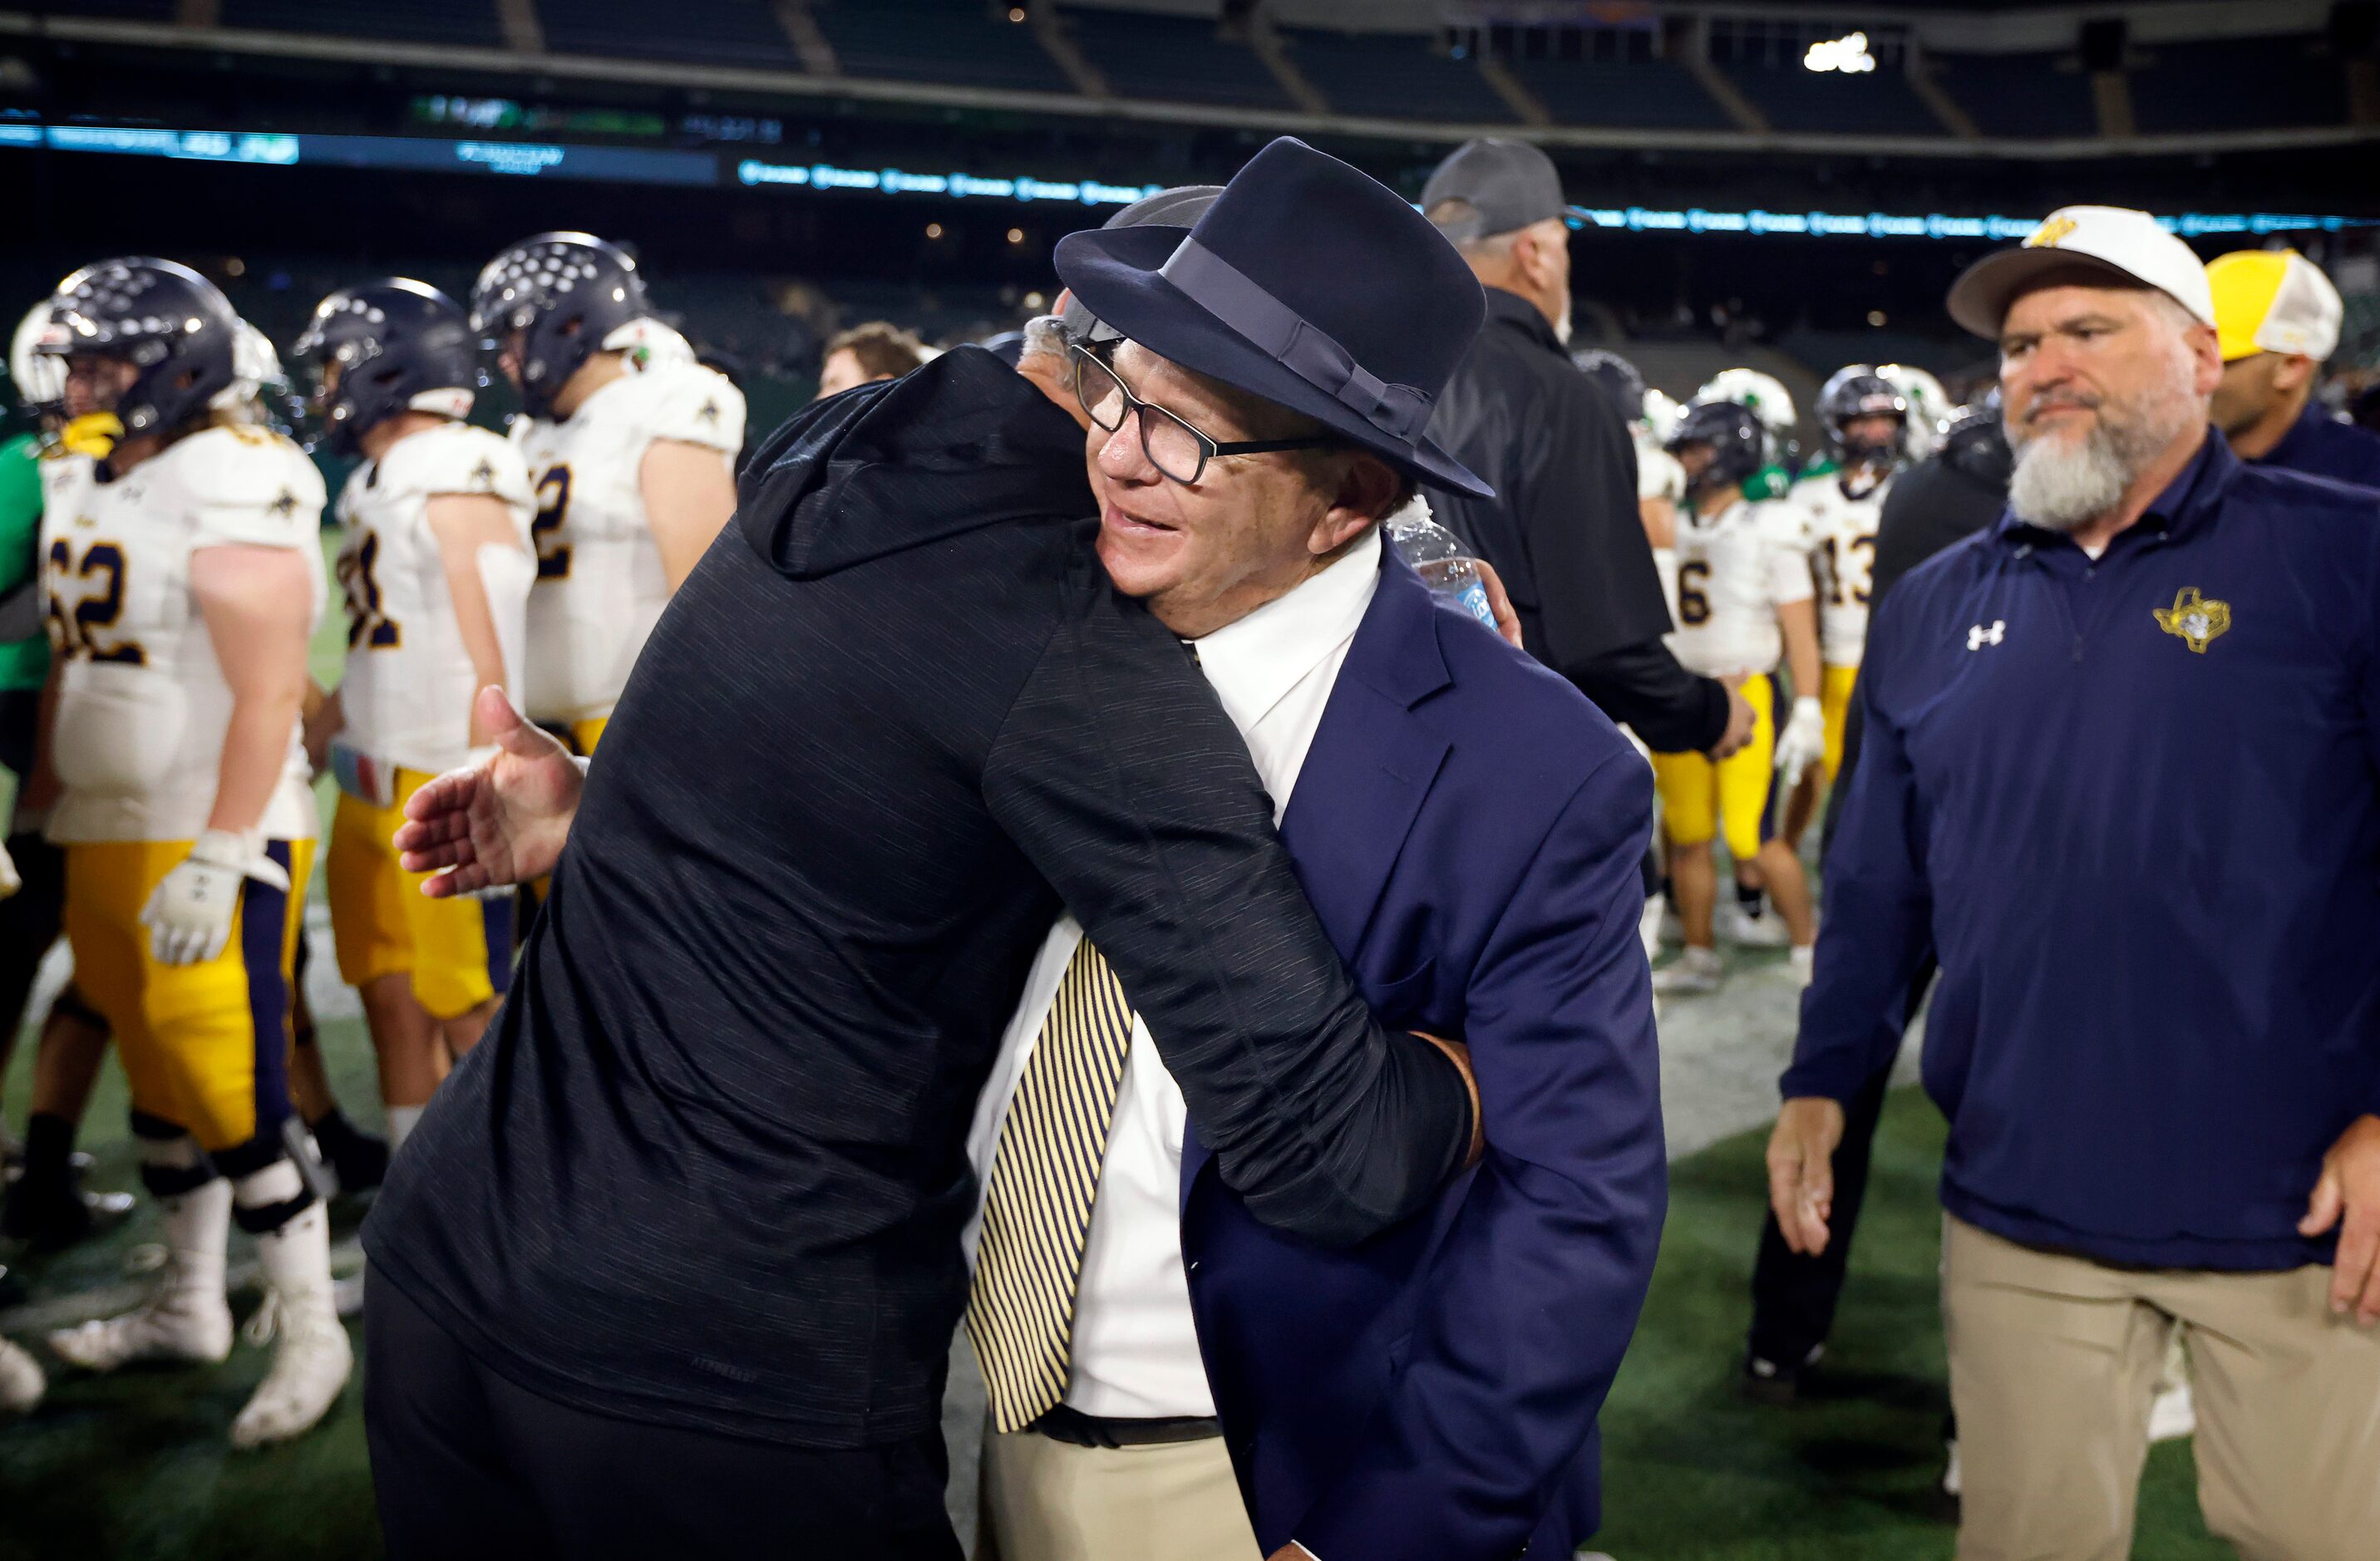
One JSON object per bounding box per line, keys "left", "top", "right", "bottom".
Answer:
{"left": 977, "top": 1424, "right": 1263, "bottom": 1561}
{"left": 1943, "top": 1214, "right": 2380, "bottom": 1561}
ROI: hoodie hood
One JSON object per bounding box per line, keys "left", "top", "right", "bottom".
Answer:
{"left": 740, "top": 344, "right": 1095, "bottom": 580}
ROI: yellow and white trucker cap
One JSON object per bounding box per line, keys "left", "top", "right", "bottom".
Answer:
{"left": 1947, "top": 205, "right": 2216, "bottom": 339}
{"left": 2205, "top": 249, "right": 2343, "bottom": 363}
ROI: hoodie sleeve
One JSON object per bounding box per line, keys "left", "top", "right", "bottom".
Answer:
{"left": 982, "top": 565, "right": 1475, "bottom": 1248}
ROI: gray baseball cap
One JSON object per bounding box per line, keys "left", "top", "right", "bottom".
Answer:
{"left": 1420, "top": 139, "right": 1586, "bottom": 243}
{"left": 1059, "top": 185, "right": 1224, "bottom": 342}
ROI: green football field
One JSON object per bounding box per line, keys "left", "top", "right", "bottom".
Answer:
{"left": 0, "top": 1062, "right": 2232, "bottom": 1561}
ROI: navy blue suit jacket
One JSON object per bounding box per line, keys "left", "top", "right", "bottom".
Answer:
{"left": 1180, "top": 547, "right": 1668, "bottom": 1561}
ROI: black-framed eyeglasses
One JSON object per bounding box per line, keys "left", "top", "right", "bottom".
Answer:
{"left": 1071, "top": 344, "right": 1333, "bottom": 485}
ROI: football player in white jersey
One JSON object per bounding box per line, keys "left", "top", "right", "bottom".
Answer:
{"left": 27, "top": 259, "right": 348, "bottom": 1445}
{"left": 469, "top": 233, "right": 744, "bottom": 757}
{"left": 1776, "top": 367, "right": 1909, "bottom": 852}
{"left": 293, "top": 280, "right": 535, "bottom": 1160}
{"left": 1649, "top": 399, "right": 1822, "bottom": 994}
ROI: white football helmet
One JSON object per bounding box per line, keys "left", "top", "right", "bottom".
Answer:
{"left": 10, "top": 301, "right": 64, "bottom": 416}
{"left": 1696, "top": 367, "right": 1797, "bottom": 436}
{"left": 1876, "top": 363, "right": 1952, "bottom": 459}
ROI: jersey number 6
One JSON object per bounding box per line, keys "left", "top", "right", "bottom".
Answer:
{"left": 1677, "top": 560, "right": 1712, "bottom": 627}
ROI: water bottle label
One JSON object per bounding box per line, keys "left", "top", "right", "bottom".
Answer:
{"left": 1457, "top": 581, "right": 1496, "bottom": 630}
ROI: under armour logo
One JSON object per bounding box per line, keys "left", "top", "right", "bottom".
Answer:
{"left": 1967, "top": 620, "right": 2006, "bottom": 650}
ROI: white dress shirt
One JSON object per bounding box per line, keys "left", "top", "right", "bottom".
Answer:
{"left": 963, "top": 529, "right": 1382, "bottom": 1419}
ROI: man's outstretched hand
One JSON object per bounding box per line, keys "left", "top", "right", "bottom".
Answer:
{"left": 1767, "top": 1096, "right": 1847, "bottom": 1256}
{"left": 395, "top": 686, "right": 584, "bottom": 897}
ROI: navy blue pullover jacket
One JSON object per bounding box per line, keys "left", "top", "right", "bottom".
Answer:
{"left": 1786, "top": 431, "right": 2380, "bottom": 1270}
{"left": 2254, "top": 401, "right": 2380, "bottom": 491}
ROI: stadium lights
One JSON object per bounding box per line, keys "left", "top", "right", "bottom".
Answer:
{"left": 1805, "top": 32, "right": 1877, "bottom": 74}
{"left": 1, "top": 122, "right": 2368, "bottom": 241}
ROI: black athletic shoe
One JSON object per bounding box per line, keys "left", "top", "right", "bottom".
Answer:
{"left": 1739, "top": 1343, "right": 1825, "bottom": 1405}
{"left": 0, "top": 1175, "right": 134, "bottom": 1251}
{"left": 311, "top": 1113, "right": 391, "bottom": 1199}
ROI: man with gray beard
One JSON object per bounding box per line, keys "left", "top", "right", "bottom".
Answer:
{"left": 1767, "top": 206, "right": 2380, "bottom": 1560}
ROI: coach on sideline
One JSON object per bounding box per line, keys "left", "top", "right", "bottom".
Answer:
{"left": 1420, "top": 139, "right": 1752, "bottom": 757}
{"left": 1768, "top": 204, "right": 2380, "bottom": 1560}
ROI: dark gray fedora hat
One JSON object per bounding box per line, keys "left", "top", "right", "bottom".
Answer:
{"left": 1053, "top": 137, "right": 1491, "bottom": 498}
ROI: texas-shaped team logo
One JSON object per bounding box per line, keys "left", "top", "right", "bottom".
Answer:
{"left": 2153, "top": 586, "right": 2230, "bottom": 654}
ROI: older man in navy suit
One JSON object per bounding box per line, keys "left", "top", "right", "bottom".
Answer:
{"left": 397, "top": 140, "right": 1664, "bottom": 1560}
{"left": 959, "top": 140, "right": 1665, "bottom": 1561}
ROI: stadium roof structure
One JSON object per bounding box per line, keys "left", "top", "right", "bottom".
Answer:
{"left": 2, "top": 0, "right": 2373, "bottom": 164}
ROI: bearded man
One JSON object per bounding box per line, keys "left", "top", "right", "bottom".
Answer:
{"left": 1765, "top": 205, "right": 2380, "bottom": 1561}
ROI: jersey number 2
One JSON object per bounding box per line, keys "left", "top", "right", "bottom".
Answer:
{"left": 1677, "top": 561, "right": 1712, "bottom": 627}
{"left": 532, "top": 467, "right": 573, "bottom": 580}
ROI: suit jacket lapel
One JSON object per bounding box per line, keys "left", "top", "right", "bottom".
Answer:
{"left": 1183, "top": 548, "right": 1454, "bottom": 1198}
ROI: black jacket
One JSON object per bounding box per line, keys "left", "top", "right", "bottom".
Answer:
{"left": 364, "top": 348, "right": 1472, "bottom": 1449}
{"left": 1426, "top": 288, "right": 1730, "bottom": 753}
{"left": 1823, "top": 418, "right": 2011, "bottom": 859}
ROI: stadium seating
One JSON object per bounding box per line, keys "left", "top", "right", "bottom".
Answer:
{"left": 1061, "top": 7, "right": 1291, "bottom": 111}
{"left": 1925, "top": 50, "right": 2100, "bottom": 139}
{"left": 1276, "top": 27, "right": 1517, "bottom": 125}
{"left": 811, "top": 0, "right": 1077, "bottom": 94}
{"left": 1722, "top": 61, "right": 1944, "bottom": 137}
{"left": 539, "top": 0, "right": 803, "bottom": 69}
{"left": 220, "top": 0, "right": 507, "bottom": 49}
{"left": 1505, "top": 55, "right": 1733, "bottom": 131}
{"left": 2129, "top": 34, "right": 2349, "bottom": 135}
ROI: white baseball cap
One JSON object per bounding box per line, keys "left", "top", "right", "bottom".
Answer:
{"left": 1946, "top": 205, "right": 2216, "bottom": 340}
{"left": 2205, "top": 249, "right": 2343, "bottom": 362}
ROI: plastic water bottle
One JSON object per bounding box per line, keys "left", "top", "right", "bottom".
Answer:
{"left": 1385, "top": 497, "right": 1497, "bottom": 631}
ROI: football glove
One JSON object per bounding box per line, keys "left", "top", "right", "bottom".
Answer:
{"left": 140, "top": 830, "right": 291, "bottom": 967}
{"left": 1773, "top": 696, "right": 1826, "bottom": 782}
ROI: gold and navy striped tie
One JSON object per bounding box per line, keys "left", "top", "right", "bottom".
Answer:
{"left": 966, "top": 937, "right": 1137, "bottom": 1432}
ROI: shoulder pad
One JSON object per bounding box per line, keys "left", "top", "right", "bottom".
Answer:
{"left": 1741, "top": 465, "right": 1794, "bottom": 503}
{"left": 166, "top": 426, "right": 326, "bottom": 514}
{"left": 383, "top": 422, "right": 534, "bottom": 508}
{"left": 626, "top": 362, "right": 745, "bottom": 453}
{"left": 1797, "top": 455, "right": 1840, "bottom": 482}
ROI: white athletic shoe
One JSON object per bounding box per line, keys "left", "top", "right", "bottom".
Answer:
{"left": 0, "top": 1336, "right": 44, "bottom": 1416}
{"left": 229, "top": 1289, "right": 352, "bottom": 1448}
{"left": 1652, "top": 945, "right": 1722, "bottom": 995}
{"left": 230, "top": 1203, "right": 352, "bottom": 1448}
{"left": 47, "top": 1277, "right": 234, "bottom": 1371}
{"left": 1721, "top": 902, "right": 1793, "bottom": 948}
{"left": 1786, "top": 945, "right": 1816, "bottom": 987}
{"left": 2147, "top": 1381, "right": 2196, "bottom": 1443}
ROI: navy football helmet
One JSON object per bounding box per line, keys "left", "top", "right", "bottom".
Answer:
{"left": 1940, "top": 401, "right": 2013, "bottom": 491}
{"left": 292, "top": 278, "right": 479, "bottom": 455}
{"left": 33, "top": 257, "right": 240, "bottom": 440}
{"left": 1665, "top": 398, "right": 1768, "bottom": 493}
{"left": 1816, "top": 366, "right": 1909, "bottom": 465}
{"left": 1571, "top": 347, "right": 1646, "bottom": 423}
{"left": 470, "top": 233, "right": 649, "bottom": 418}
